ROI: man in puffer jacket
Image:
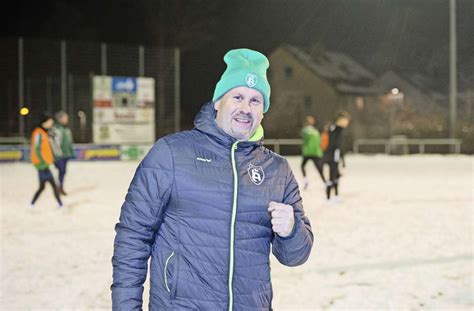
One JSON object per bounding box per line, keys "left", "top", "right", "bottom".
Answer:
{"left": 111, "top": 48, "right": 314, "bottom": 311}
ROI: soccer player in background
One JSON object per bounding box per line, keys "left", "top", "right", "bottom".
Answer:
{"left": 301, "top": 115, "right": 326, "bottom": 190}
{"left": 49, "top": 111, "right": 75, "bottom": 195}
{"left": 324, "top": 111, "right": 350, "bottom": 202}
{"left": 30, "top": 113, "right": 63, "bottom": 208}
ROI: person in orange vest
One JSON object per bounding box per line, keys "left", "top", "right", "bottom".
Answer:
{"left": 30, "top": 113, "right": 63, "bottom": 208}
{"left": 320, "top": 122, "right": 330, "bottom": 152}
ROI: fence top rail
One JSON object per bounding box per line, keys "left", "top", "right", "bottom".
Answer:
{"left": 0, "top": 137, "right": 28, "bottom": 144}
{"left": 354, "top": 138, "right": 462, "bottom": 144}
{"left": 264, "top": 139, "right": 302, "bottom": 145}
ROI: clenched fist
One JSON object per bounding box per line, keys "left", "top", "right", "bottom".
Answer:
{"left": 268, "top": 201, "right": 295, "bottom": 238}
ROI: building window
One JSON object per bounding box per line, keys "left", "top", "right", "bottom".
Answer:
{"left": 285, "top": 66, "right": 293, "bottom": 78}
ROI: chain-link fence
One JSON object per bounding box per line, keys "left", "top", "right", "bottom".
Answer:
{"left": 0, "top": 37, "right": 180, "bottom": 143}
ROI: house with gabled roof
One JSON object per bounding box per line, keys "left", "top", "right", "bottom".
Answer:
{"left": 263, "top": 44, "right": 382, "bottom": 143}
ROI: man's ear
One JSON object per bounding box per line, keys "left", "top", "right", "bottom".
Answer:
{"left": 214, "top": 100, "right": 221, "bottom": 110}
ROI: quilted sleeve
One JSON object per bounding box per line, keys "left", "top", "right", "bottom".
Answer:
{"left": 271, "top": 160, "right": 314, "bottom": 266}
{"left": 111, "top": 138, "right": 174, "bottom": 310}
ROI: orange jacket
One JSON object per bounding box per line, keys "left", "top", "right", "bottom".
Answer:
{"left": 31, "top": 127, "right": 54, "bottom": 169}
{"left": 321, "top": 130, "right": 329, "bottom": 151}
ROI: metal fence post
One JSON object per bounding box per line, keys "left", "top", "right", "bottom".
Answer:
{"left": 68, "top": 74, "right": 74, "bottom": 130}
{"left": 174, "top": 48, "right": 181, "bottom": 133}
{"left": 18, "top": 37, "right": 24, "bottom": 138}
{"left": 46, "top": 76, "right": 52, "bottom": 112}
{"left": 455, "top": 142, "right": 461, "bottom": 154}
{"left": 101, "top": 43, "right": 107, "bottom": 75}
{"left": 449, "top": 0, "right": 457, "bottom": 144}
{"left": 139, "top": 45, "right": 145, "bottom": 77}
{"left": 61, "top": 40, "right": 67, "bottom": 111}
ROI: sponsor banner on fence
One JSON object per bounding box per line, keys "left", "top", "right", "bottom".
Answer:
{"left": 112, "top": 77, "right": 137, "bottom": 93}
{"left": 93, "top": 123, "right": 155, "bottom": 144}
{"left": 93, "top": 75, "right": 155, "bottom": 144}
{"left": 0, "top": 146, "right": 25, "bottom": 162}
{"left": 93, "top": 107, "right": 154, "bottom": 124}
{"left": 137, "top": 77, "right": 155, "bottom": 107}
{"left": 93, "top": 76, "right": 112, "bottom": 107}
{"left": 0, "top": 144, "right": 152, "bottom": 162}
{"left": 120, "top": 145, "right": 152, "bottom": 161}
{"left": 74, "top": 145, "right": 121, "bottom": 161}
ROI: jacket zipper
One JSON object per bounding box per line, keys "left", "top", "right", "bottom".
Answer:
{"left": 228, "top": 141, "right": 239, "bottom": 311}
{"left": 164, "top": 251, "right": 175, "bottom": 293}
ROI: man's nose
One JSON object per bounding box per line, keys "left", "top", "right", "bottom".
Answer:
{"left": 238, "top": 101, "right": 251, "bottom": 114}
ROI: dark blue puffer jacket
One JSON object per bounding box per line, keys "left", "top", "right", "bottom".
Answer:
{"left": 112, "top": 102, "right": 313, "bottom": 310}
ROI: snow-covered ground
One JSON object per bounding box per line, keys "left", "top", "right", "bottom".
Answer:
{"left": 1, "top": 155, "right": 472, "bottom": 310}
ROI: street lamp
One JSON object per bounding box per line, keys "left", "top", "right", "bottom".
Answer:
{"left": 18, "top": 106, "right": 29, "bottom": 138}
{"left": 19, "top": 107, "right": 29, "bottom": 116}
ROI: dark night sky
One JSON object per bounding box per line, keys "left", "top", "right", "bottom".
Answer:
{"left": 3, "top": 0, "right": 474, "bottom": 126}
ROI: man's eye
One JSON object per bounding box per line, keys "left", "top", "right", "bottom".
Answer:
{"left": 251, "top": 98, "right": 262, "bottom": 105}
{"left": 234, "top": 96, "right": 242, "bottom": 101}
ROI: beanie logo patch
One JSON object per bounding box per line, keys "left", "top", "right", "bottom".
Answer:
{"left": 245, "top": 73, "right": 257, "bottom": 88}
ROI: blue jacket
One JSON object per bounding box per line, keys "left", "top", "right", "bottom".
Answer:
{"left": 112, "top": 102, "right": 313, "bottom": 310}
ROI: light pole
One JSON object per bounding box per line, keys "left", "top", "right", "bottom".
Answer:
{"left": 18, "top": 37, "right": 24, "bottom": 138}
{"left": 449, "top": 0, "right": 457, "bottom": 140}
{"left": 78, "top": 111, "right": 87, "bottom": 142}
{"left": 387, "top": 88, "right": 404, "bottom": 138}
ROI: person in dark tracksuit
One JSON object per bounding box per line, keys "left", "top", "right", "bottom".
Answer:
{"left": 323, "top": 111, "right": 350, "bottom": 201}
{"left": 30, "top": 113, "right": 63, "bottom": 208}
{"left": 301, "top": 116, "right": 326, "bottom": 190}
{"left": 49, "top": 111, "right": 75, "bottom": 195}
{"left": 111, "top": 49, "right": 313, "bottom": 310}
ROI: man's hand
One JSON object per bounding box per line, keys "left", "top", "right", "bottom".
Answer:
{"left": 268, "top": 201, "right": 295, "bottom": 238}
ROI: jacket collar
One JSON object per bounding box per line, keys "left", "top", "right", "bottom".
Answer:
{"left": 194, "top": 102, "right": 264, "bottom": 150}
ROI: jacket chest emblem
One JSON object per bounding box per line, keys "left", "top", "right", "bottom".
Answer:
{"left": 248, "top": 163, "right": 265, "bottom": 185}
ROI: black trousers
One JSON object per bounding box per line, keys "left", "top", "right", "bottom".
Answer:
{"left": 31, "top": 168, "right": 62, "bottom": 206}
{"left": 325, "top": 161, "right": 341, "bottom": 199}
{"left": 301, "top": 156, "right": 326, "bottom": 183}
{"left": 54, "top": 158, "right": 69, "bottom": 188}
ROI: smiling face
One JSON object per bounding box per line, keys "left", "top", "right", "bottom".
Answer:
{"left": 214, "top": 86, "right": 264, "bottom": 141}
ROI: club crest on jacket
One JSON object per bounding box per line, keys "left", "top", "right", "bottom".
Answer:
{"left": 248, "top": 163, "right": 264, "bottom": 185}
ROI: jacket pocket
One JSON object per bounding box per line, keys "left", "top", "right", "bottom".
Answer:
{"left": 163, "top": 250, "right": 177, "bottom": 297}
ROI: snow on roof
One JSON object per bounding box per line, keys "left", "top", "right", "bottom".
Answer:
{"left": 284, "top": 45, "right": 379, "bottom": 94}
{"left": 336, "top": 83, "right": 382, "bottom": 94}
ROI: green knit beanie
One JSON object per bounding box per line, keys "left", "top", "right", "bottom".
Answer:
{"left": 212, "top": 48, "right": 271, "bottom": 113}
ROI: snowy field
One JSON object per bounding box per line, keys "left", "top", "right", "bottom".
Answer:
{"left": 1, "top": 154, "right": 472, "bottom": 310}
